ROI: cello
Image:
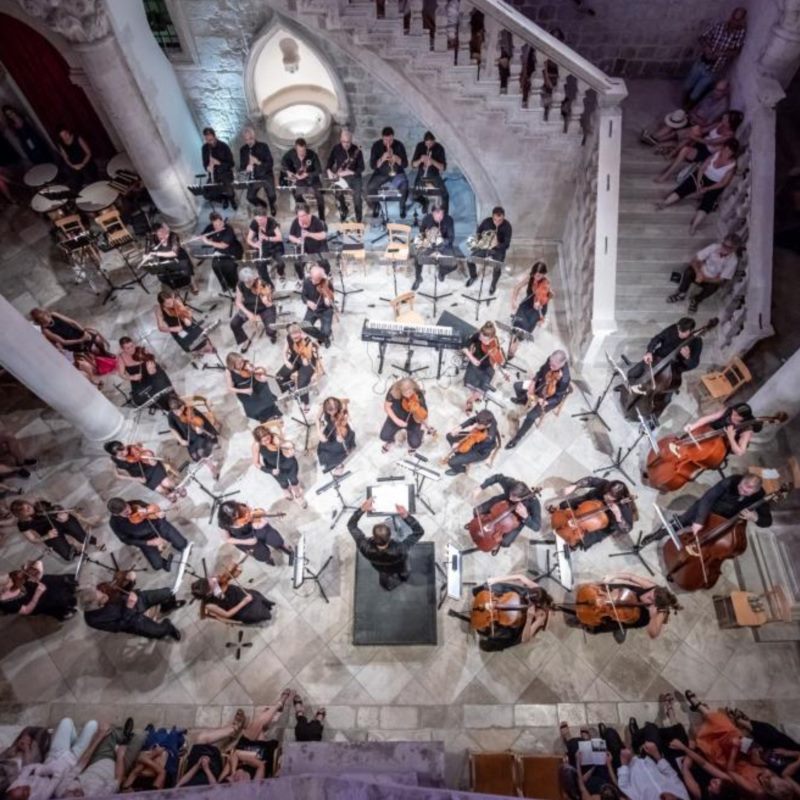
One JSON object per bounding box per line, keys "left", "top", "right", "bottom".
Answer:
{"left": 646, "top": 412, "right": 787, "bottom": 492}
{"left": 549, "top": 496, "right": 637, "bottom": 548}
{"left": 618, "top": 318, "right": 718, "bottom": 422}
{"left": 469, "top": 585, "right": 550, "bottom": 635}
{"left": 662, "top": 484, "right": 789, "bottom": 591}
{"left": 567, "top": 582, "right": 647, "bottom": 631}
{"left": 466, "top": 487, "right": 542, "bottom": 552}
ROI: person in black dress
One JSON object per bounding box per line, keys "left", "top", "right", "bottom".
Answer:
{"left": 147, "top": 221, "right": 198, "bottom": 293}
{"left": 10, "top": 499, "right": 93, "bottom": 560}
{"left": 201, "top": 127, "right": 236, "bottom": 209}
{"left": 191, "top": 578, "right": 275, "bottom": 625}
{"left": 470, "top": 475, "right": 542, "bottom": 548}
{"left": 300, "top": 267, "right": 334, "bottom": 347}
{"left": 252, "top": 425, "right": 306, "bottom": 506}
{"left": 239, "top": 126, "right": 276, "bottom": 214}
{"left": 155, "top": 290, "right": 215, "bottom": 356}
{"left": 508, "top": 262, "right": 553, "bottom": 357}
{"left": 216, "top": 501, "right": 295, "bottom": 565}
{"left": 230, "top": 266, "right": 277, "bottom": 347}
{"left": 291, "top": 694, "right": 326, "bottom": 743}
{"left": 367, "top": 126, "right": 409, "bottom": 218}
{"left": 412, "top": 204, "right": 458, "bottom": 289}
{"left": 0, "top": 560, "right": 77, "bottom": 621}
{"left": 681, "top": 402, "right": 757, "bottom": 461}
{"left": 287, "top": 203, "right": 330, "bottom": 276}
{"left": 276, "top": 323, "right": 322, "bottom": 412}
{"left": 56, "top": 126, "right": 95, "bottom": 191}
{"left": 443, "top": 409, "right": 500, "bottom": 476}
{"left": 462, "top": 321, "right": 505, "bottom": 413}
{"left": 200, "top": 212, "right": 244, "bottom": 293}
{"left": 2, "top": 106, "right": 51, "bottom": 164}
{"left": 326, "top": 127, "right": 364, "bottom": 222}
{"left": 245, "top": 209, "right": 288, "bottom": 281}
{"left": 104, "top": 440, "right": 182, "bottom": 501}
{"left": 380, "top": 377, "right": 429, "bottom": 456}
{"left": 411, "top": 130, "right": 449, "bottom": 215}
{"left": 225, "top": 352, "right": 281, "bottom": 423}
{"left": 316, "top": 397, "right": 355, "bottom": 475}
{"left": 117, "top": 337, "right": 175, "bottom": 410}
{"left": 166, "top": 396, "right": 220, "bottom": 472}
{"left": 466, "top": 206, "right": 512, "bottom": 294}
{"left": 280, "top": 138, "right": 325, "bottom": 221}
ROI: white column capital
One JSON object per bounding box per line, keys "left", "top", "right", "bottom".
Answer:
{"left": 17, "top": 0, "right": 109, "bottom": 43}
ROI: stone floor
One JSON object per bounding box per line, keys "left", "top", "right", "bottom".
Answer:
{"left": 1, "top": 117, "right": 799, "bottom": 789}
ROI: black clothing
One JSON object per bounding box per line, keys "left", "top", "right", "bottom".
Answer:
{"left": 225, "top": 521, "right": 290, "bottom": 565}
{"left": 300, "top": 277, "right": 334, "bottom": 343}
{"left": 676, "top": 172, "right": 726, "bottom": 213}
{"left": 46, "top": 315, "right": 89, "bottom": 352}
{"left": 477, "top": 474, "right": 542, "bottom": 547}
{"left": 0, "top": 574, "right": 77, "bottom": 620}
{"left": 411, "top": 140, "right": 449, "bottom": 214}
{"left": 414, "top": 213, "right": 458, "bottom": 281}
{"left": 565, "top": 726, "right": 625, "bottom": 791}
{"left": 508, "top": 363, "right": 572, "bottom": 445}
{"left": 149, "top": 232, "right": 194, "bottom": 289}
{"left": 17, "top": 517, "right": 76, "bottom": 561}
{"left": 183, "top": 745, "right": 223, "bottom": 786}
{"left": 281, "top": 148, "right": 325, "bottom": 221}
{"left": 257, "top": 444, "right": 300, "bottom": 490}
{"left": 276, "top": 332, "right": 320, "bottom": 406}
{"left": 109, "top": 505, "right": 188, "bottom": 571}
{"left": 167, "top": 409, "right": 218, "bottom": 462}
{"left": 317, "top": 412, "right": 355, "bottom": 472}
{"left": 202, "top": 223, "right": 242, "bottom": 292}
{"left": 327, "top": 143, "right": 365, "bottom": 222}
{"left": 201, "top": 139, "right": 235, "bottom": 204}
{"left": 124, "top": 360, "right": 173, "bottom": 409}
{"left": 204, "top": 584, "right": 274, "bottom": 625}
{"left": 464, "top": 333, "right": 497, "bottom": 393}
{"left": 289, "top": 216, "right": 329, "bottom": 253}
{"left": 467, "top": 217, "right": 513, "bottom": 290}
{"left": 446, "top": 415, "right": 500, "bottom": 474}
{"left": 239, "top": 140, "right": 276, "bottom": 212}
{"left": 9, "top": 119, "right": 50, "bottom": 164}
{"left": 411, "top": 141, "right": 446, "bottom": 179}
{"left": 630, "top": 721, "right": 689, "bottom": 774}
{"left": 59, "top": 135, "right": 95, "bottom": 190}
{"left": 84, "top": 587, "right": 179, "bottom": 640}
{"left": 231, "top": 279, "right": 277, "bottom": 346}
{"left": 347, "top": 508, "right": 425, "bottom": 591}
{"left": 367, "top": 138, "right": 409, "bottom": 214}
{"left": 295, "top": 715, "right": 324, "bottom": 742}
{"left": 512, "top": 277, "right": 551, "bottom": 333}
{"left": 248, "top": 216, "right": 286, "bottom": 278}
{"left": 558, "top": 476, "right": 635, "bottom": 549}
{"left": 628, "top": 323, "right": 703, "bottom": 383}
{"left": 160, "top": 307, "right": 206, "bottom": 353}
{"left": 678, "top": 474, "right": 772, "bottom": 528}
{"left": 111, "top": 454, "right": 167, "bottom": 492}
{"left": 677, "top": 265, "right": 723, "bottom": 306}
{"left": 380, "top": 389, "right": 427, "bottom": 451}
{"left": 368, "top": 138, "right": 409, "bottom": 175}
{"left": 229, "top": 369, "right": 281, "bottom": 422}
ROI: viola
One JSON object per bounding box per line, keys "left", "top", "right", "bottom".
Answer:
{"left": 533, "top": 276, "right": 553, "bottom": 308}
{"left": 466, "top": 489, "right": 541, "bottom": 553}
{"left": 164, "top": 298, "right": 193, "bottom": 326}
{"left": 470, "top": 588, "right": 531, "bottom": 632}
{"left": 293, "top": 337, "right": 316, "bottom": 363}
{"left": 121, "top": 443, "right": 158, "bottom": 465}
{"left": 10, "top": 561, "right": 41, "bottom": 591}
{"left": 645, "top": 412, "right": 788, "bottom": 492}
{"left": 254, "top": 278, "right": 273, "bottom": 306}
{"left": 233, "top": 505, "right": 285, "bottom": 527}
{"left": 132, "top": 346, "right": 156, "bottom": 363}
{"left": 128, "top": 502, "right": 162, "bottom": 525}
{"left": 569, "top": 583, "right": 645, "bottom": 630}
{"left": 178, "top": 405, "right": 206, "bottom": 430}
{"left": 662, "top": 485, "right": 789, "bottom": 591}
{"left": 549, "top": 496, "right": 636, "bottom": 548}
{"left": 456, "top": 428, "right": 488, "bottom": 454}
{"left": 238, "top": 360, "right": 269, "bottom": 380}
{"left": 97, "top": 570, "right": 136, "bottom": 603}
{"left": 216, "top": 561, "right": 243, "bottom": 592}
{"left": 401, "top": 392, "right": 428, "bottom": 424}
{"left": 484, "top": 337, "right": 506, "bottom": 367}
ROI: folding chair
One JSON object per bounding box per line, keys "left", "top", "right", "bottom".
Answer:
{"left": 700, "top": 356, "right": 751, "bottom": 401}
{"left": 468, "top": 751, "right": 517, "bottom": 796}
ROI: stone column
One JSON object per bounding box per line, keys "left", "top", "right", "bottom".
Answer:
{"left": 760, "top": 0, "right": 800, "bottom": 88}
{"left": 749, "top": 346, "right": 800, "bottom": 436}
{"left": 0, "top": 295, "right": 126, "bottom": 442}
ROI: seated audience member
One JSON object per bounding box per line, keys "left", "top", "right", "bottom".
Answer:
{"left": 559, "top": 721, "right": 624, "bottom": 800}
{"left": 120, "top": 726, "right": 184, "bottom": 792}
{"left": 0, "top": 560, "right": 78, "bottom": 621}
{"left": 177, "top": 711, "right": 246, "bottom": 788}
{"left": 227, "top": 690, "right": 292, "bottom": 780}
{"left": 292, "top": 693, "right": 326, "bottom": 743}
{"left": 616, "top": 742, "right": 690, "bottom": 800}
{"left": 0, "top": 428, "right": 37, "bottom": 482}
{"left": 628, "top": 693, "right": 690, "bottom": 773}
{"left": 0, "top": 727, "right": 51, "bottom": 797}
{"left": 667, "top": 234, "right": 741, "bottom": 312}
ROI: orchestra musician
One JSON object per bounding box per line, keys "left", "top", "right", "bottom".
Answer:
{"left": 10, "top": 499, "right": 95, "bottom": 561}
{"left": 548, "top": 477, "right": 637, "bottom": 550}
{"left": 231, "top": 266, "right": 277, "bottom": 347}
{"left": 246, "top": 209, "right": 289, "bottom": 281}
{"left": 317, "top": 397, "right": 355, "bottom": 475}
{"left": 216, "top": 500, "right": 295, "bottom": 565}
{"left": 367, "top": 126, "right": 409, "bottom": 219}
{"left": 470, "top": 475, "right": 542, "bottom": 548}
{"left": 117, "top": 337, "right": 175, "bottom": 410}
{"left": 300, "top": 266, "right": 334, "bottom": 348}
{"left": 412, "top": 204, "right": 458, "bottom": 290}
{"left": 166, "top": 396, "right": 220, "bottom": 474}
{"left": 225, "top": 352, "right": 282, "bottom": 423}
{"left": 200, "top": 212, "right": 244, "bottom": 294}
{"left": 326, "top": 127, "right": 365, "bottom": 223}
{"left": 155, "top": 290, "right": 215, "bottom": 356}
{"left": 508, "top": 261, "right": 553, "bottom": 357}
{"left": 411, "top": 130, "right": 449, "bottom": 215}
{"left": 465, "top": 574, "right": 551, "bottom": 651}
{"left": 252, "top": 425, "right": 306, "bottom": 507}
{"left": 191, "top": 575, "right": 275, "bottom": 625}
{"left": 0, "top": 559, "right": 78, "bottom": 621}
{"left": 561, "top": 574, "right": 681, "bottom": 643}
{"left": 684, "top": 402, "right": 757, "bottom": 458}
{"left": 106, "top": 497, "right": 188, "bottom": 572}
{"left": 380, "top": 377, "right": 429, "bottom": 456}
{"left": 463, "top": 321, "right": 506, "bottom": 413}
{"left": 280, "top": 137, "right": 326, "bottom": 222}
{"left": 276, "top": 323, "right": 322, "bottom": 413}
{"left": 466, "top": 206, "right": 512, "bottom": 294}
{"left": 239, "top": 126, "right": 277, "bottom": 215}
{"left": 201, "top": 126, "right": 236, "bottom": 209}
{"left": 148, "top": 220, "right": 198, "bottom": 294}
{"left": 104, "top": 441, "right": 184, "bottom": 502}
{"left": 288, "top": 203, "right": 331, "bottom": 277}
{"left": 506, "top": 350, "right": 571, "bottom": 449}
{"left": 347, "top": 497, "right": 425, "bottom": 591}
{"left": 443, "top": 409, "right": 500, "bottom": 476}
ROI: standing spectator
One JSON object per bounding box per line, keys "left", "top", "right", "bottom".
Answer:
{"left": 2, "top": 106, "right": 51, "bottom": 165}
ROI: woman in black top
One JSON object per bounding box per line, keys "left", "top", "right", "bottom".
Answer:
{"left": 56, "top": 126, "right": 95, "bottom": 190}
{"left": 444, "top": 409, "right": 500, "bottom": 476}
{"left": 149, "top": 221, "right": 197, "bottom": 293}
{"left": 225, "top": 353, "right": 281, "bottom": 423}
{"left": 201, "top": 212, "right": 243, "bottom": 292}
{"left": 246, "top": 212, "right": 288, "bottom": 281}
{"left": 191, "top": 578, "right": 274, "bottom": 625}
{"left": 166, "top": 396, "right": 220, "bottom": 469}
{"left": 155, "top": 290, "right": 214, "bottom": 355}
{"left": 462, "top": 322, "right": 505, "bottom": 412}
{"left": 9, "top": 499, "right": 90, "bottom": 560}
{"left": 104, "top": 440, "right": 180, "bottom": 500}
{"left": 0, "top": 560, "right": 77, "bottom": 621}
{"left": 316, "top": 397, "right": 355, "bottom": 474}
{"left": 117, "top": 337, "right": 174, "bottom": 410}
{"left": 684, "top": 402, "right": 757, "bottom": 459}
{"left": 216, "top": 501, "right": 295, "bottom": 565}
{"left": 2, "top": 106, "right": 51, "bottom": 164}
{"left": 380, "top": 377, "right": 428, "bottom": 455}
{"left": 275, "top": 323, "right": 321, "bottom": 411}
{"left": 251, "top": 425, "right": 306, "bottom": 506}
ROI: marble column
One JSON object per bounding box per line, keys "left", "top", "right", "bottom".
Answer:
{"left": 760, "top": 0, "right": 800, "bottom": 88}
{"left": 749, "top": 346, "right": 800, "bottom": 436}
{"left": 0, "top": 295, "right": 126, "bottom": 442}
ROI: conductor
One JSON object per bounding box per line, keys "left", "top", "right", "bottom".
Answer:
{"left": 347, "top": 497, "right": 424, "bottom": 591}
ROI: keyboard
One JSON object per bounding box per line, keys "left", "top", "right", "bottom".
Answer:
{"left": 361, "top": 319, "right": 463, "bottom": 349}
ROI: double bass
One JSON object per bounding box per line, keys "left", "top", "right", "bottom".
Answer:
{"left": 662, "top": 484, "right": 789, "bottom": 591}
{"left": 466, "top": 488, "right": 541, "bottom": 552}
{"left": 618, "top": 318, "right": 718, "bottom": 422}
{"left": 469, "top": 586, "right": 544, "bottom": 634}
{"left": 549, "top": 496, "right": 636, "bottom": 548}
{"left": 567, "top": 583, "right": 648, "bottom": 630}
{"left": 645, "top": 412, "right": 787, "bottom": 492}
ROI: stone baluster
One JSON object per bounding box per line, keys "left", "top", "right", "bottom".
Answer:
{"left": 480, "top": 14, "right": 501, "bottom": 82}
{"left": 507, "top": 35, "right": 522, "bottom": 97}
{"left": 550, "top": 67, "right": 567, "bottom": 120}
{"left": 568, "top": 77, "right": 588, "bottom": 134}
{"left": 457, "top": 2, "right": 473, "bottom": 66}
{"left": 409, "top": 0, "right": 424, "bottom": 36}
{"left": 434, "top": 0, "right": 448, "bottom": 52}
{"left": 528, "top": 56, "right": 545, "bottom": 111}
{"left": 383, "top": 0, "right": 400, "bottom": 19}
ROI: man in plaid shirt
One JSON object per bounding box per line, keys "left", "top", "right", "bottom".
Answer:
{"left": 684, "top": 8, "right": 747, "bottom": 105}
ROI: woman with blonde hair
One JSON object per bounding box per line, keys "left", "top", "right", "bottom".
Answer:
{"left": 379, "top": 377, "right": 428, "bottom": 455}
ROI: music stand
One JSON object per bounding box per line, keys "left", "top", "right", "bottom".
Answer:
{"left": 391, "top": 342, "right": 428, "bottom": 378}
{"left": 367, "top": 188, "right": 401, "bottom": 242}
{"left": 277, "top": 383, "right": 314, "bottom": 452}
{"left": 187, "top": 471, "right": 240, "bottom": 525}
{"left": 198, "top": 328, "right": 226, "bottom": 371}
{"left": 608, "top": 530, "right": 655, "bottom": 576}
{"left": 461, "top": 255, "right": 502, "bottom": 320}
{"left": 329, "top": 243, "right": 364, "bottom": 313}
{"left": 593, "top": 408, "right": 657, "bottom": 483}
{"left": 417, "top": 253, "right": 455, "bottom": 318}
{"left": 528, "top": 537, "right": 573, "bottom": 591}
{"left": 396, "top": 452, "right": 439, "bottom": 515}
{"left": 316, "top": 469, "right": 359, "bottom": 530}
{"left": 292, "top": 532, "right": 333, "bottom": 603}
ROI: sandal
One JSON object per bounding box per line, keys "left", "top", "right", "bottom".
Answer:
{"left": 293, "top": 695, "right": 304, "bottom": 716}
{"left": 688, "top": 299, "right": 698, "bottom": 313}
{"left": 667, "top": 293, "right": 685, "bottom": 304}
{"left": 232, "top": 708, "right": 246, "bottom": 733}
{"left": 683, "top": 689, "right": 703, "bottom": 712}
{"left": 381, "top": 443, "right": 391, "bottom": 454}
{"left": 314, "top": 708, "right": 326, "bottom": 722}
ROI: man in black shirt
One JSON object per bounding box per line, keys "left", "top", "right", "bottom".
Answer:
{"left": 83, "top": 583, "right": 183, "bottom": 641}
{"left": 281, "top": 138, "right": 326, "bottom": 222}
{"left": 245, "top": 209, "right": 288, "bottom": 281}
{"left": 444, "top": 409, "right": 500, "bottom": 476}
{"left": 288, "top": 203, "right": 330, "bottom": 276}
{"left": 471, "top": 475, "right": 542, "bottom": 548}
{"left": 466, "top": 206, "right": 512, "bottom": 294}
{"left": 506, "top": 350, "right": 571, "bottom": 449}
{"left": 239, "top": 126, "right": 277, "bottom": 215}
{"left": 367, "top": 126, "right": 409, "bottom": 218}
{"left": 412, "top": 205, "right": 458, "bottom": 289}
{"left": 200, "top": 212, "right": 243, "bottom": 292}
{"left": 411, "top": 130, "right": 449, "bottom": 215}
{"left": 200, "top": 127, "right": 236, "bottom": 209}
{"left": 326, "top": 127, "right": 365, "bottom": 222}
{"left": 347, "top": 497, "right": 425, "bottom": 591}
{"left": 301, "top": 264, "right": 334, "bottom": 347}
{"left": 107, "top": 497, "right": 188, "bottom": 571}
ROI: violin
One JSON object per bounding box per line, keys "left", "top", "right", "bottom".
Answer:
{"left": 177, "top": 404, "right": 206, "bottom": 430}
{"left": 549, "top": 496, "right": 637, "bottom": 548}
{"left": 233, "top": 505, "right": 285, "bottom": 527}
{"left": 482, "top": 337, "right": 506, "bottom": 367}
{"left": 316, "top": 278, "right": 334, "bottom": 307}
{"left": 569, "top": 583, "right": 645, "bottom": 630}
{"left": 97, "top": 569, "right": 136, "bottom": 604}
{"left": 401, "top": 392, "right": 428, "bottom": 424}
{"left": 293, "top": 337, "right": 316, "bottom": 363}
{"left": 470, "top": 587, "right": 531, "bottom": 633}
{"left": 9, "top": 561, "right": 41, "bottom": 591}
{"left": 466, "top": 488, "right": 541, "bottom": 552}
{"left": 128, "top": 502, "right": 162, "bottom": 525}
{"left": 662, "top": 484, "right": 789, "bottom": 591}
{"left": 164, "top": 297, "right": 193, "bottom": 326}
{"left": 216, "top": 561, "right": 243, "bottom": 592}
{"left": 532, "top": 276, "right": 553, "bottom": 309}
{"left": 120, "top": 443, "right": 159, "bottom": 465}
{"left": 526, "top": 369, "right": 561, "bottom": 408}
{"left": 132, "top": 345, "right": 156, "bottom": 363}
{"left": 238, "top": 360, "right": 270, "bottom": 380}
{"left": 645, "top": 412, "right": 788, "bottom": 492}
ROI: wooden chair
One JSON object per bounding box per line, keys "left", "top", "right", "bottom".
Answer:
{"left": 701, "top": 356, "right": 751, "bottom": 401}
{"left": 516, "top": 754, "right": 564, "bottom": 800}
{"left": 95, "top": 207, "right": 141, "bottom": 268}
{"left": 468, "top": 751, "right": 517, "bottom": 796}
{"left": 383, "top": 223, "right": 412, "bottom": 269}
{"left": 389, "top": 291, "right": 424, "bottom": 324}
{"left": 339, "top": 222, "right": 367, "bottom": 277}
{"left": 713, "top": 586, "right": 792, "bottom": 628}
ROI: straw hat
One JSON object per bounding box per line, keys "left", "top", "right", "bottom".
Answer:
{"left": 664, "top": 109, "right": 688, "bottom": 129}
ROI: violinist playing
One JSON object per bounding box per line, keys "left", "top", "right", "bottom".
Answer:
{"left": 104, "top": 440, "right": 184, "bottom": 503}
{"left": 0, "top": 559, "right": 78, "bottom": 621}
{"left": 508, "top": 261, "right": 553, "bottom": 357}
{"left": 506, "top": 349, "right": 571, "bottom": 449}
{"left": 166, "top": 395, "right": 220, "bottom": 474}
{"left": 231, "top": 266, "right": 277, "bottom": 348}
{"left": 225, "top": 352, "right": 282, "bottom": 423}
{"left": 252, "top": 425, "right": 306, "bottom": 507}
{"left": 317, "top": 397, "right": 356, "bottom": 475}
{"left": 470, "top": 475, "right": 542, "bottom": 549}
{"left": 216, "top": 500, "right": 294, "bottom": 566}
{"left": 380, "top": 378, "right": 429, "bottom": 456}
{"left": 561, "top": 573, "right": 681, "bottom": 643}
{"left": 155, "top": 290, "right": 215, "bottom": 356}
{"left": 464, "top": 574, "right": 550, "bottom": 652}
{"left": 10, "top": 498, "right": 97, "bottom": 560}
{"left": 548, "top": 477, "right": 637, "bottom": 550}
{"left": 301, "top": 264, "right": 334, "bottom": 348}
{"left": 276, "top": 323, "right": 322, "bottom": 414}
{"left": 117, "top": 336, "right": 175, "bottom": 410}
{"left": 444, "top": 409, "right": 500, "bottom": 476}
{"left": 191, "top": 569, "right": 276, "bottom": 626}
{"left": 106, "top": 497, "right": 188, "bottom": 572}
{"left": 462, "top": 322, "right": 507, "bottom": 413}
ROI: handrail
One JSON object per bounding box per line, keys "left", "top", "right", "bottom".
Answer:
{"left": 470, "top": 0, "right": 627, "bottom": 101}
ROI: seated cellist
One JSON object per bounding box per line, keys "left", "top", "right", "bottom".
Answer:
{"left": 470, "top": 475, "right": 541, "bottom": 549}
{"left": 684, "top": 402, "right": 757, "bottom": 458}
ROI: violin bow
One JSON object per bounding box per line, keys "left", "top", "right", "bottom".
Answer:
{"left": 603, "top": 582, "right": 628, "bottom": 640}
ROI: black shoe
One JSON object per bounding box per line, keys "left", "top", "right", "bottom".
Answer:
{"left": 445, "top": 468, "right": 460, "bottom": 476}
{"left": 400, "top": 207, "right": 407, "bottom": 219}
{"left": 598, "top": 722, "right": 607, "bottom": 739}
{"left": 22, "top": 458, "right": 37, "bottom": 466}
{"left": 163, "top": 554, "right": 174, "bottom": 572}
{"left": 222, "top": 199, "right": 229, "bottom": 210}
{"left": 628, "top": 716, "right": 639, "bottom": 737}
{"left": 465, "top": 276, "right": 477, "bottom": 288}
{"left": 168, "top": 624, "right": 182, "bottom": 642}
{"left": 16, "top": 468, "right": 31, "bottom": 479}
{"left": 372, "top": 205, "right": 380, "bottom": 218}
{"left": 122, "top": 717, "right": 135, "bottom": 744}
{"left": 287, "top": 548, "right": 296, "bottom": 567}
{"left": 489, "top": 283, "right": 498, "bottom": 295}
{"left": 613, "top": 627, "right": 627, "bottom": 644}
{"left": 437, "top": 272, "right": 446, "bottom": 282}
{"left": 323, "top": 339, "right": 331, "bottom": 349}
{"left": 505, "top": 439, "right": 519, "bottom": 450}
{"left": 511, "top": 396, "right": 526, "bottom": 406}
{"left": 411, "top": 278, "right": 422, "bottom": 291}
{"left": 270, "top": 207, "right": 278, "bottom": 217}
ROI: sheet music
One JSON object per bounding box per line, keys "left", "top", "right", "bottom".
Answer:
{"left": 555, "top": 537, "right": 573, "bottom": 591}
{"left": 446, "top": 543, "right": 462, "bottom": 599}
{"left": 366, "top": 482, "right": 415, "bottom": 515}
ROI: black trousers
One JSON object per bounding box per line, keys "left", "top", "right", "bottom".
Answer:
{"left": 631, "top": 721, "right": 689, "bottom": 773}
{"left": 246, "top": 175, "right": 277, "bottom": 214}
{"left": 126, "top": 587, "right": 178, "bottom": 640}
{"left": 235, "top": 527, "right": 291, "bottom": 565}
{"left": 366, "top": 172, "right": 409, "bottom": 213}
{"left": 334, "top": 175, "right": 363, "bottom": 222}
{"left": 211, "top": 256, "right": 239, "bottom": 292}
{"left": 295, "top": 716, "right": 324, "bottom": 742}
{"left": 566, "top": 727, "right": 624, "bottom": 793}
{"left": 303, "top": 307, "right": 333, "bottom": 342}
{"left": 509, "top": 389, "right": 563, "bottom": 444}
{"left": 380, "top": 417, "right": 424, "bottom": 450}
{"left": 44, "top": 534, "right": 77, "bottom": 561}
{"left": 446, "top": 433, "right": 491, "bottom": 474}
{"left": 378, "top": 567, "right": 409, "bottom": 591}
{"left": 467, "top": 249, "right": 505, "bottom": 288}
{"left": 415, "top": 174, "right": 449, "bottom": 215}
{"left": 277, "top": 362, "right": 315, "bottom": 406}
{"left": 135, "top": 520, "right": 188, "bottom": 571}
{"left": 230, "top": 307, "right": 277, "bottom": 345}
{"left": 677, "top": 266, "right": 722, "bottom": 305}
{"left": 293, "top": 180, "right": 325, "bottom": 221}
{"left": 414, "top": 246, "right": 458, "bottom": 281}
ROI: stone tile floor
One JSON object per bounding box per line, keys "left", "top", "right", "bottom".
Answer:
{"left": 0, "top": 117, "right": 798, "bottom": 790}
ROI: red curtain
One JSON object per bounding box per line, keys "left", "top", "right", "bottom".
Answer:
{"left": 0, "top": 13, "right": 114, "bottom": 159}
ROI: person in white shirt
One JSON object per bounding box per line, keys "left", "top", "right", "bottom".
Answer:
{"left": 55, "top": 722, "right": 129, "bottom": 798}
{"left": 667, "top": 234, "right": 741, "bottom": 312}
{"left": 617, "top": 743, "right": 690, "bottom": 800}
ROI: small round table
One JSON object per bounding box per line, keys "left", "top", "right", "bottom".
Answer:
{"left": 76, "top": 181, "right": 119, "bottom": 214}
{"left": 23, "top": 163, "right": 58, "bottom": 188}
{"left": 31, "top": 184, "right": 70, "bottom": 214}
{"left": 107, "top": 153, "right": 135, "bottom": 178}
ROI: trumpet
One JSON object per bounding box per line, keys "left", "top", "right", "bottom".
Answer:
{"left": 466, "top": 229, "right": 498, "bottom": 253}
{"left": 386, "top": 145, "right": 397, "bottom": 177}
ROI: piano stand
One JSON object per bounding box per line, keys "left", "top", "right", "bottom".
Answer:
{"left": 392, "top": 344, "right": 428, "bottom": 378}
